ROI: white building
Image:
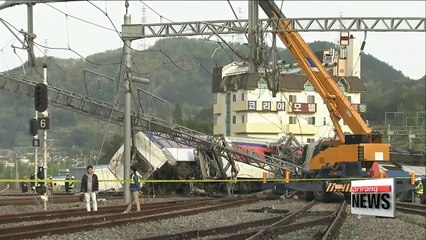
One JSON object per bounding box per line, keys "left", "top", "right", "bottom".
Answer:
{"left": 212, "top": 35, "right": 366, "bottom": 144}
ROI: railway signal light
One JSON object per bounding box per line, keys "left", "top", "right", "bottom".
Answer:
{"left": 29, "top": 118, "right": 38, "bottom": 136}
{"left": 34, "top": 83, "right": 48, "bottom": 112}
{"left": 37, "top": 167, "right": 45, "bottom": 180}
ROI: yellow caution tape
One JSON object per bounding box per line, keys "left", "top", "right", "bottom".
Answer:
{"left": 0, "top": 176, "right": 414, "bottom": 183}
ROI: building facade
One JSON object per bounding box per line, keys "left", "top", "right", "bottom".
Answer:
{"left": 212, "top": 35, "right": 367, "bottom": 144}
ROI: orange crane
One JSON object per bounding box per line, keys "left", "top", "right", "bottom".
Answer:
{"left": 259, "top": 0, "right": 393, "bottom": 201}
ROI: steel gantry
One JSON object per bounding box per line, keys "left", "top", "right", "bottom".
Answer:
{"left": 122, "top": 17, "right": 425, "bottom": 40}
{"left": 0, "top": 73, "right": 301, "bottom": 178}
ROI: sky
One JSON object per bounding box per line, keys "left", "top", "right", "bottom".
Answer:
{"left": 0, "top": 0, "right": 425, "bottom": 80}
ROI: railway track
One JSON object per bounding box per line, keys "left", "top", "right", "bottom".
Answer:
{"left": 396, "top": 202, "right": 426, "bottom": 216}
{"left": 0, "top": 199, "right": 200, "bottom": 224}
{"left": 0, "top": 194, "right": 122, "bottom": 206}
{"left": 0, "top": 195, "right": 264, "bottom": 240}
{"left": 135, "top": 200, "right": 347, "bottom": 240}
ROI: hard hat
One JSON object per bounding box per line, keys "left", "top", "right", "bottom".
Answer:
{"left": 415, "top": 177, "right": 421, "bottom": 181}
{"left": 71, "top": 176, "right": 75, "bottom": 179}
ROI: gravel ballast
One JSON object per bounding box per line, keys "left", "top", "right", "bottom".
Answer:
{"left": 0, "top": 195, "right": 424, "bottom": 240}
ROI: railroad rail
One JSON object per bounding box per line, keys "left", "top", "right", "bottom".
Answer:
{"left": 0, "top": 195, "right": 263, "bottom": 240}
{"left": 317, "top": 201, "right": 347, "bottom": 240}
{"left": 136, "top": 200, "right": 348, "bottom": 240}
{"left": 396, "top": 202, "right": 426, "bottom": 216}
{"left": 0, "top": 194, "right": 122, "bottom": 206}
{"left": 0, "top": 199, "right": 198, "bottom": 224}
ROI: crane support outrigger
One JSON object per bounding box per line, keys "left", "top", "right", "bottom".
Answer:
{"left": 258, "top": 0, "right": 413, "bottom": 201}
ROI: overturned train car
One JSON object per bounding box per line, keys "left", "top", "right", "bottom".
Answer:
{"left": 108, "top": 132, "right": 281, "bottom": 194}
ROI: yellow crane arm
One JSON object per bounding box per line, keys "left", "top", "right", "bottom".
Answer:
{"left": 259, "top": 0, "right": 372, "bottom": 143}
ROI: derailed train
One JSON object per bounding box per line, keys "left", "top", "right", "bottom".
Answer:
{"left": 108, "top": 131, "right": 297, "bottom": 195}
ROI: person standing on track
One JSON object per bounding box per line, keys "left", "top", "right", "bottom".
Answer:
{"left": 122, "top": 165, "right": 142, "bottom": 213}
{"left": 29, "top": 173, "right": 35, "bottom": 193}
{"left": 415, "top": 177, "right": 423, "bottom": 203}
{"left": 80, "top": 165, "right": 99, "bottom": 212}
{"left": 69, "top": 176, "right": 75, "bottom": 192}
{"left": 65, "top": 174, "right": 71, "bottom": 193}
{"left": 20, "top": 176, "right": 29, "bottom": 193}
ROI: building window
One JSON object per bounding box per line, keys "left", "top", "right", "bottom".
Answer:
{"left": 304, "top": 81, "right": 315, "bottom": 91}
{"left": 232, "top": 116, "right": 236, "bottom": 124}
{"left": 241, "top": 93, "right": 245, "bottom": 101}
{"left": 307, "top": 138, "right": 315, "bottom": 143}
{"left": 241, "top": 115, "right": 245, "bottom": 123}
{"left": 338, "top": 80, "right": 347, "bottom": 92}
{"left": 323, "top": 54, "right": 332, "bottom": 63}
{"left": 232, "top": 94, "right": 236, "bottom": 102}
{"left": 307, "top": 95, "right": 315, "bottom": 103}
{"left": 307, "top": 117, "right": 315, "bottom": 125}
{"left": 289, "top": 95, "right": 297, "bottom": 103}
{"left": 347, "top": 95, "right": 352, "bottom": 103}
{"left": 323, "top": 117, "right": 326, "bottom": 126}
{"left": 257, "top": 77, "right": 268, "bottom": 89}
{"left": 289, "top": 116, "right": 297, "bottom": 124}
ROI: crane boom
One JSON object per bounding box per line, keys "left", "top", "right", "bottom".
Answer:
{"left": 259, "top": 0, "right": 390, "bottom": 180}
{"left": 259, "top": 0, "right": 371, "bottom": 143}
{"left": 257, "top": 0, "right": 397, "bottom": 201}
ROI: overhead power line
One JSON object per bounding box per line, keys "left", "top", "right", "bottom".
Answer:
{"left": 138, "top": 0, "right": 174, "bottom": 23}
{"left": 42, "top": 1, "right": 117, "bottom": 33}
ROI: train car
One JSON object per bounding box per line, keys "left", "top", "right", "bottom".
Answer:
{"left": 108, "top": 132, "right": 281, "bottom": 194}
{"left": 109, "top": 131, "right": 199, "bottom": 194}
{"left": 69, "top": 164, "right": 121, "bottom": 192}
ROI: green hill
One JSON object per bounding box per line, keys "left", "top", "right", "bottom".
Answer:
{"left": 0, "top": 37, "right": 424, "bottom": 151}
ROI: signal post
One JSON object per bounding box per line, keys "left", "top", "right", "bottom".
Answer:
{"left": 32, "top": 63, "right": 49, "bottom": 210}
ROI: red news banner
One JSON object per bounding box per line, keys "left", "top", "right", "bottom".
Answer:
{"left": 351, "top": 185, "right": 392, "bottom": 193}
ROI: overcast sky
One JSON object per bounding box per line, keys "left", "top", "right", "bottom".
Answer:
{"left": 0, "top": 0, "right": 425, "bottom": 79}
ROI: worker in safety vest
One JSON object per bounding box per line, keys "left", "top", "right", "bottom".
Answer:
{"left": 414, "top": 178, "right": 423, "bottom": 198}
{"left": 415, "top": 177, "right": 423, "bottom": 202}
{"left": 65, "top": 175, "right": 75, "bottom": 193}
{"left": 122, "top": 165, "right": 142, "bottom": 213}
{"left": 69, "top": 176, "right": 75, "bottom": 192}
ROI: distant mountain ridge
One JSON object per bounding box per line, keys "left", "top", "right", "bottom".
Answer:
{"left": 0, "top": 37, "right": 424, "bottom": 149}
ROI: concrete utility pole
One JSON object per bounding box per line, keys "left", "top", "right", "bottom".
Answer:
{"left": 27, "top": 3, "right": 36, "bottom": 68}
{"left": 42, "top": 63, "right": 48, "bottom": 210}
{"left": 248, "top": 0, "right": 259, "bottom": 73}
{"left": 123, "top": 1, "right": 131, "bottom": 204}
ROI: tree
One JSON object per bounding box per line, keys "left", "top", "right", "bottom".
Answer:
{"left": 173, "top": 103, "right": 183, "bottom": 124}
